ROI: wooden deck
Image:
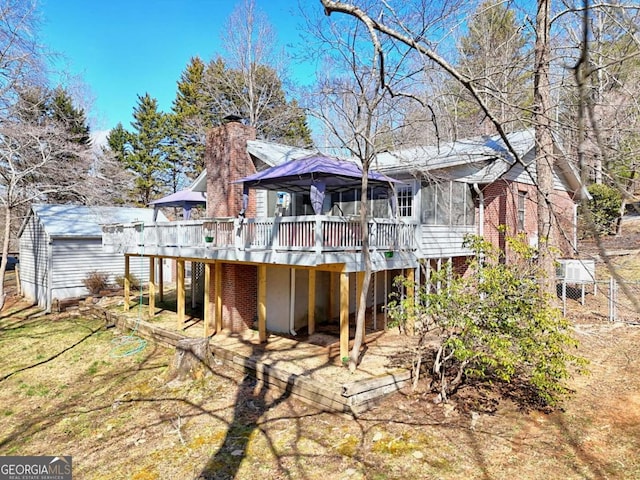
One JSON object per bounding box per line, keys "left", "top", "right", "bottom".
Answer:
{"left": 93, "top": 305, "right": 415, "bottom": 415}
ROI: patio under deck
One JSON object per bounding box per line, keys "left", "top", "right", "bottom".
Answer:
{"left": 99, "top": 299, "right": 416, "bottom": 415}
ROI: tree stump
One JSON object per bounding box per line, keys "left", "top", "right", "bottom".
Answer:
{"left": 167, "top": 337, "right": 212, "bottom": 382}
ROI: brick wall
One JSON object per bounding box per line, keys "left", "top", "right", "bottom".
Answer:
{"left": 220, "top": 263, "right": 257, "bottom": 332}
{"left": 204, "top": 120, "right": 259, "bottom": 331}
{"left": 205, "top": 120, "right": 257, "bottom": 218}
{"left": 482, "top": 179, "right": 576, "bottom": 260}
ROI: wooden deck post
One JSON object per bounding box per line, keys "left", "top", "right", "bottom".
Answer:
{"left": 215, "top": 262, "right": 223, "bottom": 333}
{"left": 356, "top": 271, "right": 366, "bottom": 342}
{"left": 204, "top": 262, "right": 215, "bottom": 336}
{"left": 177, "top": 259, "right": 185, "bottom": 329}
{"left": 406, "top": 267, "right": 415, "bottom": 336}
{"left": 340, "top": 271, "right": 349, "bottom": 362}
{"left": 158, "top": 258, "right": 164, "bottom": 302}
{"left": 258, "top": 264, "right": 267, "bottom": 342}
{"left": 308, "top": 268, "right": 316, "bottom": 335}
{"left": 124, "top": 255, "right": 130, "bottom": 311}
{"left": 329, "top": 271, "right": 336, "bottom": 321}
{"left": 148, "top": 257, "right": 156, "bottom": 317}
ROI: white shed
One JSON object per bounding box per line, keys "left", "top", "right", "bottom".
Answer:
{"left": 18, "top": 204, "right": 169, "bottom": 311}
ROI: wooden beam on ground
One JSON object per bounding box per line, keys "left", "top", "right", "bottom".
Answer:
{"left": 340, "top": 271, "right": 349, "bottom": 362}
{"left": 204, "top": 262, "right": 214, "bottom": 337}
{"left": 308, "top": 268, "right": 316, "bottom": 335}
{"left": 124, "top": 255, "right": 130, "bottom": 311}
{"left": 177, "top": 259, "right": 185, "bottom": 329}
{"left": 258, "top": 264, "right": 267, "bottom": 342}
{"left": 148, "top": 257, "right": 156, "bottom": 317}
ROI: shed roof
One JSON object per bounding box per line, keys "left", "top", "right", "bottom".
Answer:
{"left": 24, "top": 204, "right": 164, "bottom": 238}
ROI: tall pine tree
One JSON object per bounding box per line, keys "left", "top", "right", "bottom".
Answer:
{"left": 109, "top": 94, "right": 171, "bottom": 206}
{"left": 452, "top": 0, "right": 531, "bottom": 136}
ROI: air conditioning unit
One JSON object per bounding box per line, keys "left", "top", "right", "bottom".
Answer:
{"left": 556, "top": 259, "right": 595, "bottom": 284}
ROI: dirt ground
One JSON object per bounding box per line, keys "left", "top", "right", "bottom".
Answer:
{"left": 1, "top": 229, "right": 640, "bottom": 479}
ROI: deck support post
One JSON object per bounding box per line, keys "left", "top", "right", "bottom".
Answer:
{"left": 406, "top": 267, "right": 415, "bottom": 336}
{"left": 177, "top": 259, "right": 185, "bottom": 329}
{"left": 308, "top": 269, "right": 316, "bottom": 335}
{"left": 329, "top": 272, "right": 336, "bottom": 321}
{"left": 215, "top": 262, "right": 223, "bottom": 332}
{"left": 158, "top": 258, "right": 164, "bottom": 302}
{"left": 356, "top": 271, "right": 366, "bottom": 342}
{"left": 258, "top": 264, "right": 267, "bottom": 342}
{"left": 204, "top": 262, "right": 215, "bottom": 336}
{"left": 124, "top": 255, "right": 130, "bottom": 311}
{"left": 148, "top": 257, "right": 156, "bottom": 317}
{"left": 339, "top": 271, "right": 349, "bottom": 362}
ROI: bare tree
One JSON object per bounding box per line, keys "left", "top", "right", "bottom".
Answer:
{"left": 0, "top": 2, "right": 98, "bottom": 310}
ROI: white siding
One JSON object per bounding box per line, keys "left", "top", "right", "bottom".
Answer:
{"left": 49, "top": 239, "right": 151, "bottom": 304}
{"left": 417, "top": 225, "right": 475, "bottom": 258}
{"left": 19, "top": 215, "right": 49, "bottom": 308}
{"left": 255, "top": 190, "right": 269, "bottom": 217}
{"left": 505, "top": 149, "right": 572, "bottom": 192}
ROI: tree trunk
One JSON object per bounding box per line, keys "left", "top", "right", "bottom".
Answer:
{"left": 167, "top": 337, "right": 212, "bottom": 382}
{"left": 0, "top": 206, "right": 13, "bottom": 311}
{"left": 534, "top": 0, "right": 557, "bottom": 298}
{"left": 349, "top": 170, "right": 371, "bottom": 372}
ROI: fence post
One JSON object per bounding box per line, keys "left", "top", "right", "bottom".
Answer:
{"left": 562, "top": 280, "right": 567, "bottom": 317}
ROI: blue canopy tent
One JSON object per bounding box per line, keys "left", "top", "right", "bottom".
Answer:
{"left": 234, "top": 154, "right": 403, "bottom": 216}
{"left": 149, "top": 189, "right": 207, "bottom": 220}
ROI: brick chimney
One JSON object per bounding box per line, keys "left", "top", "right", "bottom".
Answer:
{"left": 205, "top": 119, "right": 257, "bottom": 218}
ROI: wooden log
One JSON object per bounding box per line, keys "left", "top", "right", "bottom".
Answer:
{"left": 167, "top": 337, "right": 212, "bottom": 381}
{"left": 341, "top": 370, "right": 412, "bottom": 397}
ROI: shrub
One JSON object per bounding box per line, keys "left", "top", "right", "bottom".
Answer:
{"left": 581, "top": 183, "right": 622, "bottom": 236}
{"left": 387, "top": 234, "right": 587, "bottom": 409}
{"left": 114, "top": 273, "right": 141, "bottom": 290}
{"left": 83, "top": 271, "right": 110, "bottom": 295}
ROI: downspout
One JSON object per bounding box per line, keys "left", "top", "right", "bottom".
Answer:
{"left": 289, "top": 268, "right": 297, "bottom": 336}
{"left": 473, "top": 183, "right": 484, "bottom": 237}
{"left": 573, "top": 202, "right": 578, "bottom": 253}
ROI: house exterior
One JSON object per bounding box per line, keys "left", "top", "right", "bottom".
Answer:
{"left": 101, "top": 120, "right": 586, "bottom": 360}
{"left": 19, "top": 204, "right": 170, "bottom": 312}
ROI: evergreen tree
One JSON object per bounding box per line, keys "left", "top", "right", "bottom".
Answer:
{"left": 171, "top": 56, "right": 211, "bottom": 176}
{"left": 110, "top": 94, "right": 171, "bottom": 206}
{"left": 452, "top": 0, "right": 531, "bottom": 135}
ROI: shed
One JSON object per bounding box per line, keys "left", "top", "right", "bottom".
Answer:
{"left": 18, "top": 204, "right": 170, "bottom": 312}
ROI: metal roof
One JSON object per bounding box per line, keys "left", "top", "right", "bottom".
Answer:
{"left": 26, "top": 204, "right": 165, "bottom": 238}
{"left": 375, "top": 130, "right": 536, "bottom": 173}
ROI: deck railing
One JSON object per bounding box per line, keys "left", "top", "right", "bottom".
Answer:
{"left": 102, "top": 216, "right": 417, "bottom": 254}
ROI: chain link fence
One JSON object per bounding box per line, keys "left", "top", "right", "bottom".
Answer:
{"left": 559, "top": 277, "right": 640, "bottom": 324}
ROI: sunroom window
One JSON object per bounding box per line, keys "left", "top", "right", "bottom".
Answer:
{"left": 421, "top": 181, "right": 475, "bottom": 226}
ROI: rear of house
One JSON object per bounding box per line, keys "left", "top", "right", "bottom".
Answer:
{"left": 19, "top": 204, "right": 168, "bottom": 312}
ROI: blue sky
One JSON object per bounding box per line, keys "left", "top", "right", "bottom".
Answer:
{"left": 40, "top": 0, "right": 315, "bottom": 133}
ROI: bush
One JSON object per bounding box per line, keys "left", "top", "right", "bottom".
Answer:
{"left": 114, "top": 273, "right": 141, "bottom": 290}
{"left": 83, "top": 271, "right": 110, "bottom": 295}
{"left": 387, "top": 234, "right": 587, "bottom": 409}
{"left": 581, "top": 183, "right": 622, "bottom": 236}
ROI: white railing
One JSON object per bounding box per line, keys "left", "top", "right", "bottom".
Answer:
{"left": 102, "top": 216, "right": 417, "bottom": 254}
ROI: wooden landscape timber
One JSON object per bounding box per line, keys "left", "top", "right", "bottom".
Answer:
{"left": 85, "top": 306, "right": 413, "bottom": 415}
